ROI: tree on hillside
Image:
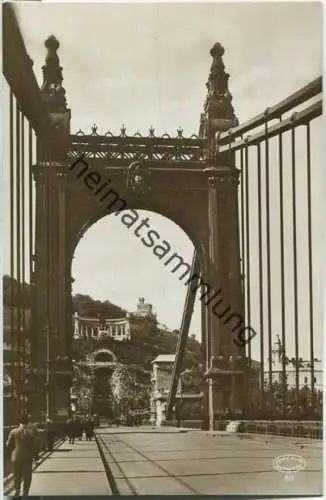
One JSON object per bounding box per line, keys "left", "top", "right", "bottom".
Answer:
{"left": 111, "top": 365, "right": 135, "bottom": 414}
{"left": 3, "top": 275, "right": 33, "bottom": 307}
{"left": 180, "top": 365, "right": 203, "bottom": 393}
{"left": 73, "top": 294, "right": 126, "bottom": 318}
{"left": 72, "top": 337, "right": 96, "bottom": 361}
{"left": 71, "top": 362, "right": 96, "bottom": 412}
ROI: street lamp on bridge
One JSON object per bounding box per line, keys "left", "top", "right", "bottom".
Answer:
{"left": 44, "top": 325, "right": 60, "bottom": 418}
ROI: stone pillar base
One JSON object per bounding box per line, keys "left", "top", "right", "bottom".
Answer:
{"left": 205, "top": 369, "right": 246, "bottom": 426}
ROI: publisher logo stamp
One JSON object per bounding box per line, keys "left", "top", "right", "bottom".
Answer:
{"left": 272, "top": 454, "right": 306, "bottom": 481}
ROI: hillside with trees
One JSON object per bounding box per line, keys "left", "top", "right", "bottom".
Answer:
{"left": 73, "top": 293, "right": 127, "bottom": 319}
{"left": 71, "top": 293, "right": 203, "bottom": 417}
{"left": 72, "top": 294, "right": 202, "bottom": 370}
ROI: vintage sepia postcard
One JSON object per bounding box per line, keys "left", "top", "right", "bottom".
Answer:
{"left": 2, "top": 1, "right": 323, "bottom": 497}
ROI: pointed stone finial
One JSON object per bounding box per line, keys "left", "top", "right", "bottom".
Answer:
{"left": 201, "top": 42, "right": 238, "bottom": 139}
{"left": 210, "top": 42, "right": 225, "bottom": 58}
{"left": 45, "top": 35, "right": 60, "bottom": 58}
{"left": 41, "top": 35, "right": 67, "bottom": 112}
{"left": 91, "top": 124, "right": 98, "bottom": 136}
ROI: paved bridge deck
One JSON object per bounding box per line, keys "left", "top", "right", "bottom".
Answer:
{"left": 6, "top": 426, "right": 322, "bottom": 496}
{"left": 29, "top": 439, "right": 110, "bottom": 495}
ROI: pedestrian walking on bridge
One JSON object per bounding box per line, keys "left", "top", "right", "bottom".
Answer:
{"left": 6, "top": 414, "right": 39, "bottom": 497}
{"left": 76, "top": 416, "right": 83, "bottom": 440}
{"left": 45, "top": 417, "right": 55, "bottom": 451}
{"left": 67, "top": 418, "right": 75, "bottom": 444}
{"left": 85, "top": 417, "right": 94, "bottom": 441}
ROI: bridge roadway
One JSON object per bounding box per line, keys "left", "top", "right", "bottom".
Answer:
{"left": 13, "top": 425, "right": 322, "bottom": 496}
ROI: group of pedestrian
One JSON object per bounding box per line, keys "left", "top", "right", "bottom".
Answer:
{"left": 65, "top": 415, "right": 95, "bottom": 444}
{"left": 5, "top": 412, "right": 99, "bottom": 496}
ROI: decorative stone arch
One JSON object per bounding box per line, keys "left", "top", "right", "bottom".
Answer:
{"left": 32, "top": 37, "right": 245, "bottom": 424}
{"left": 69, "top": 196, "right": 208, "bottom": 267}
{"left": 90, "top": 348, "right": 117, "bottom": 365}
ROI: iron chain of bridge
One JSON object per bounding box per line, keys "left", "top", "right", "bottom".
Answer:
{"left": 3, "top": 3, "right": 322, "bottom": 425}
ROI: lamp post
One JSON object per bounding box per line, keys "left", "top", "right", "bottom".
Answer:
{"left": 87, "top": 372, "right": 95, "bottom": 415}
{"left": 44, "top": 325, "right": 59, "bottom": 419}
{"left": 45, "top": 325, "right": 51, "bottom": 418}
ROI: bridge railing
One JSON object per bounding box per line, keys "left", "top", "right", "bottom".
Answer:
{"left": 218, "top": 77, "right": 323, "bottom": 417}
{"left": 163, "top": 418, "right": 322, "bottom": 439}
{"left": 218, "top": 77, "right": 322, "bottom": 149}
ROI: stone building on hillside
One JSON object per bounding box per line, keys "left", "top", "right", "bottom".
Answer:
{"left": 134, "top": 297, "right": 157, "bottom": 319}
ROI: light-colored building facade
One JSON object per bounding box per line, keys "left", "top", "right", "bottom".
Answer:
{"left": 264, "top": 336, "right": 323, "bottom": 391}
{"left": 265, "top": 364, "right": 323, "bottom": 391}
{"left": 151, "top": 354, "right": 203, "bottom": 426}
{"left": 151, "top": 354, "right": 179, "bottom": 426}
{"left": 73, "top": 312, "right": 131, "bottom": 342}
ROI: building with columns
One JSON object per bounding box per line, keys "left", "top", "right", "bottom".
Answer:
{"left": 73, "top": 312, "right": 131, "bottom": 342}
{"left": 73, "top": 298, "right": 158, "bottom": 342}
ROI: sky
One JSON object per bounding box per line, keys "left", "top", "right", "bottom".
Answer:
{"left": 3, "top": 2, "right": 323, "bottom": 361}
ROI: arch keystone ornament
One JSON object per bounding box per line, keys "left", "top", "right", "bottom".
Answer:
{"left": 126, "top": 161, "right": 151, "bottom": 195}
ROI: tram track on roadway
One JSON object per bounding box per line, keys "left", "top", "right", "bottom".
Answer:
{"left": 96, "top": 434, "right": 138, "bottom": 495}
{"left": 96, "top": 431, "right": 198, "bottom": 495}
